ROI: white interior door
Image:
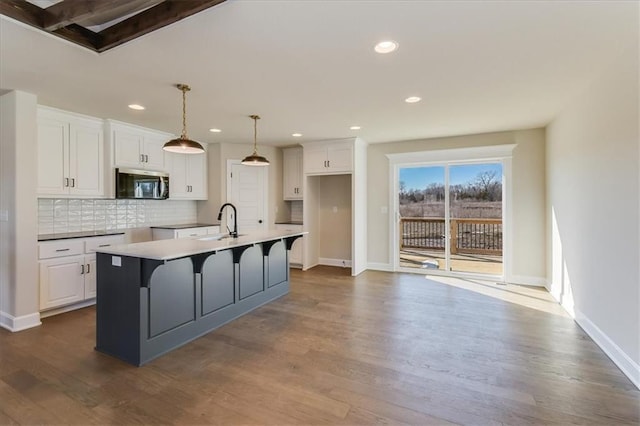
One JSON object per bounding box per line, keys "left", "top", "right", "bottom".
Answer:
{"left": 227, "top": 161, "right": 268, "bottom": 234}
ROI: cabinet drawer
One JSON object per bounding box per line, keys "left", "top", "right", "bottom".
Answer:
{"left": 176, "top": 228, "right": 208, "bottom": 238}
{"left": 85, "top": 235, "right": 125, "bottom": 253}
{"left": 39, "top": 240, "right": 84, "bottom": 259}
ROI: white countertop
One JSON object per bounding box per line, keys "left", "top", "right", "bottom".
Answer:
{"left": 96, "top": 229, "right": 306, "bottom": 261}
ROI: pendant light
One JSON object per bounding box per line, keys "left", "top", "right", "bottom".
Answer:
{"left": 163, "top": 84, "right": 205, "bottom": 154}
{"left": 241, "top": 114, "right": 270, "bottom": 166}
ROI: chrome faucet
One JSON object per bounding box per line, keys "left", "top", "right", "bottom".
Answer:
{"left": 217, "top": 203, "right": 238, "bottom": 238}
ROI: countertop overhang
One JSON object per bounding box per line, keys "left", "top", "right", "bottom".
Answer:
{"left": 96, "top": 229, "right": 306, "bottom": 261}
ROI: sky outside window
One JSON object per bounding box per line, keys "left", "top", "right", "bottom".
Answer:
{"left": 400, "top": 163, "right": 502, "bottom": 190}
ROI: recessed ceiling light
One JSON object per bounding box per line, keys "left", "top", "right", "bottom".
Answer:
{"left": 292, "top": 133, "right": 302, "bottom": 137}
{"left": 374, "top": 40, "right": 398, "bottom": 54}
{"left": 209, "top": 128, "right": 222, "bottom": 133}
{"left": 350, "top": 126, "right": 361, "bottom": 130}
{"left": 405, "top": 96, "right": 422, "bottom": 103}
{"left": 128, "top": 104, "right": 145, "bottom": 110}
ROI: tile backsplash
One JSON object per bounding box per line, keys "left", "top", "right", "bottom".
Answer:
{"left": 38, "top": 198, "right": 197, "bottom": 235}
{"left": 290, "top": 200, "right": 303, "bottom": 222}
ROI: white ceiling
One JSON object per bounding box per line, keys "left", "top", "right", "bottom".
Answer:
{"left": 0, "top": 1, "right": 637, "bottom": 147}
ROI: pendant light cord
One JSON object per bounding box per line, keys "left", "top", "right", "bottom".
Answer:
{"left": 250, "top": 115, "right": 261, "bottom": 154}
{"left": 181, "top": 87, "right": 188, "bottom": 139}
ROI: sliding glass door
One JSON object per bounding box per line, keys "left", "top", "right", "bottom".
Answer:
{"left": 398, "top": 162, "right": 503, "bottom": 277}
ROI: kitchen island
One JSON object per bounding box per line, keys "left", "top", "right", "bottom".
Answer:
{"left": 95, "top": 230, "right": 305, "bottom": 366}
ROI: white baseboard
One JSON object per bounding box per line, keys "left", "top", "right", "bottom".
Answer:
{"left": 0, "top": 311, "right": 41, "bottom": 332}
{"left": 506, "top": 274, "right": 548, "bottom": 287}
{"left": 574, "top": 309, "right": 639, "bottom": 390}
{"left": 39, "top": 299, "right": 96, "bottom": 318}
{"left": 366, "top": 262, "right": 394, "bottom": 272}
{"left": 302, "top": 261, "right": 318, "bottom": 271}
{"left": 319, "top": 258, "right": 352, "bottom": 268}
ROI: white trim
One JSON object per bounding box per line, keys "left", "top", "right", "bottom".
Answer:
{"left": 319, "top": 258, "right": 352, "bottom": 268}
{"left": 506, "top": 275, "right": 548, "bottom": 287}
{"left": 386, "top": 144, "right": 516, "bottom": 165}
{"left": 367, "top": 262, "right": 394, "bottom": 272}
{"left": 302, "top": 261, "right": 319, "bottom": 271}
{"left": 39, "top": 299, "right": 96, "bottom": 318}
{"left": 575, "top": 309, "right": 640, "bottom": 390}
{"left": 0, "top": 311, "right": 41, "bottom": 332}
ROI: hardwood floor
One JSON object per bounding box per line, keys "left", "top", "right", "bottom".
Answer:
{"left": 1, "top": 266, "right": 638, "bottom": 425}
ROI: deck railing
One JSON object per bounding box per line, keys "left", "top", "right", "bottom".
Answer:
{"left": 400, "top": 217, "right": 502, "bottom": 255}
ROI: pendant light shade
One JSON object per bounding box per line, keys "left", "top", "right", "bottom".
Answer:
{"left": 163, "top": 84, "right": 205, "bottom": 154}
{"left": 241, "top": 115, "right": 270, "bottom": 166}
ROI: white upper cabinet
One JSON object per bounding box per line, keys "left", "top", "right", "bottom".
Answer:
{"left": 283, "top": 147, "right": 303, "bottom": 200}
{"left": 168, "top": 150, "right": 208, "bottom": 200}
{"left": 303, "top": 139, "right": 353, "bottom": 175}
{"left": 37, "top": 107, "right": 104, "bottom": 197}
{"left": 109, "top": 120, "right": 170, "bottom": 171}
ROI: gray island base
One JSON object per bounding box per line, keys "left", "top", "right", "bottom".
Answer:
{"left": 95, "top": 230, "right": 304, "bottom": 366}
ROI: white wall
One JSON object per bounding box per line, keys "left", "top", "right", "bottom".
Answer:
{"left": 367, "top": 129, "right": 546, "bottom": 284}
{"left": 546, "top": 42, "right": 639, "bottom": 386}
{"left": 0, "top": 90, "right": 40, "bottom": 331}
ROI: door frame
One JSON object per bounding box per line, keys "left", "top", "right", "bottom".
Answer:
{"left": 387, "top": 144, "right": 515, "bottom": 282}
{"left": 225, "top": 159, "right": 269, "bottom": 232}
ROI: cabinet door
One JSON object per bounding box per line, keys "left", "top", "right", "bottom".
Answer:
{"left": 69, "top": 121, "right": 104, "bottom": 196}
{"left": 303, "top": 145, "right": 329, "bottom": 174}
{"left": 327, "top": 144, "right": 353, "bottom": 173}
{"left": 168, "top": 153, "right": 189, "bottom": 199}
{"left": 283, "top": 148, "right": 303, "bottom": 200}
{"left": 37, "top": 117, "right": 69, "bottom": 195}
{"left": 186, "top": 153, "right": 207, "bottom": 199}
{"left": 113, "top": 129, "right": 143, "bottom": 168}
{"left": 84, "top": 254, "right": 97, "bottom": 299}
{"left": 39, "top": 256, "right": 85, "bottom": 310}
{"left": 142, "top": 134, "right": 167, "bottom": 171}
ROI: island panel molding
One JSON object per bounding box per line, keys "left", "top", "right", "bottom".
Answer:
{"left": 95, "top": 231, "right": 304, "bottom": 366}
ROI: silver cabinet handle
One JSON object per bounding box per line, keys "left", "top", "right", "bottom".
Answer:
{"left": 86, "top": 264, "right": 90, "bottom": 274}
{"left": 140, "top": 154, "right": 144, "bottom": 163}
{"left": 64, "top": 178, "right": 69, "bottom": 187}
{"left": 98, "top": 244, "right": 110, "bottom": 247}
{"left": 55, "top": 248, "right": 70, "bottom": 252}
{"left": 81, "top": 264, "right": 84, "bottom": 274}
{"left": 145, "top": 154, "right": 149, "bottom": 163}
{"left": 70, "top": 178, "right": 75, "bottom": 187}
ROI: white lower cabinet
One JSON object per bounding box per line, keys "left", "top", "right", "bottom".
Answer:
{"left": 275, "top": 224, "right": 303, "bottom": 267}
{"left": 39, "top": 255, "right": 86, "bottom": 310}
{"left": 152, "top": 226, "right": 221, "bottom": 240}
{"left": 38, "top": 234, "right": 124, "bottom": 312}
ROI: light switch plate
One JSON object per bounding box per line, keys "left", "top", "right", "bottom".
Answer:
{"left": 0, "top": 210, "right": 8, "bottom": 222}
{"left": 111, "top": 256, "right": 121, "bottom": 267}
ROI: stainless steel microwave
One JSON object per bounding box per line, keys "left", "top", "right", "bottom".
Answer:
{"left": 115, "top": 168, "right": 169, "bottom": 200}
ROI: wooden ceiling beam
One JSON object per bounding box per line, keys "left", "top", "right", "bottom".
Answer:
{"left": 42, "top": 0, "right": 136, "bottom": 31}
{"left": 53, "top": 24, "right": 102, "bottom": 51}
{"left": 0, "top": 0, "right": 48, "bottom": 28}
{"left": 97, "top": 0, "right": 227, "bottom": 52}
